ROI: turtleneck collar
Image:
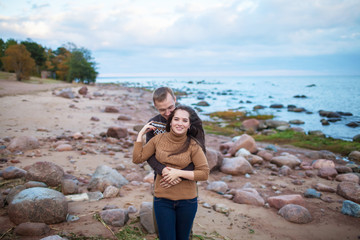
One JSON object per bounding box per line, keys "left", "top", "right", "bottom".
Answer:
{"left": 167, "top": 128, "right": 188, "bottom": 143}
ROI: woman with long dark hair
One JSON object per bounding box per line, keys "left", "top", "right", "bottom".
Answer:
{"left": 133, "top": 105, "right": 209, "bottom": 240}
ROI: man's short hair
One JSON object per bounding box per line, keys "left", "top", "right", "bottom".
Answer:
{"left": 152, "top": 87, "right": 175, "bottom": 104}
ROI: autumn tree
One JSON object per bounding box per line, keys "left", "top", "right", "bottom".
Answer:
{"left": 21, "top": 39, "right": 46, "bottom": 75}
{"left": 1, "top": 44, "right": 36, "bottom": 81}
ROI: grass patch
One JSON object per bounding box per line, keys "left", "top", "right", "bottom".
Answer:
{"left": 254, "top": 130, "right": 360, "bottom": 156}
{"left": 0, "top": 71, "right": 14, "bottom": 79}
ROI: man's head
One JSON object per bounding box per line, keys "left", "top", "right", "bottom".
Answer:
{"left": 152, "top": 87, "right": 176, "bottom": 120}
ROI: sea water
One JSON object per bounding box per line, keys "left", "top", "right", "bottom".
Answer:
{"left": 97, "top": 76, "right": 360, "bottom": 141}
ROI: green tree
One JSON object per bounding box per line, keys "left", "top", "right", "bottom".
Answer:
{"left": 1, "top": 44, "right": 36, "bottom": 81}
{"left": 67, "top": 47, "right": 98, "bottom": 84}
{"left": 21, "top": 39, "right": 46, "bottom": 74}
{"left": 0, "top": 38, "right": 5, "bottom": 70}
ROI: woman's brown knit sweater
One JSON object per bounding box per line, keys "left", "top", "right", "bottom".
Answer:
{"left": 133, "top": 129, "right": 209, "bottom": 200}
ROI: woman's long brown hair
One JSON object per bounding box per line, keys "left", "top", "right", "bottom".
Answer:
{"left": 166, "top": 105, "right": 206, "bottom": 157}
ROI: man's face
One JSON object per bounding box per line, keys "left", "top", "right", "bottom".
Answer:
{"left": 154, "top": 93, "right": 176, "bottom": 120}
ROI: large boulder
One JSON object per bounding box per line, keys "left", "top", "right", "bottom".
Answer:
{"left": 139, "top": 202, "right": 155, "bottom": 234}
{"left": 7, "top": 136, "right": 40, "bottom": 152}
{"left": 270, "top": 153, "right": 301, "bottom": 169}
{"left": 228, "top": 134, "right": 257, "bottom": 155}
{"left": 220, "top": 157, "right": 253, "bottom": 176}
{"left": 8, "top": 187, "right": 68, "bottom": 224}
{"left": 25, "top": 161, "right": 65, "bottom": 187}
{"left": 232, "top": 188, "right": 265, "bottom": 206}
{"left": 337, "top": 181, "right": 360, "bottom": 203}
{"left": 267, "top": 194, "right": 306, "bottom": 210}
{"left": 88, "top": 165, "right": 128, "bottom": 192}
{"left": 206, "top": 148, "right": 223, "bottom": 171}
{"left": 278, "top": 204, "right": 312, "bottom": 224}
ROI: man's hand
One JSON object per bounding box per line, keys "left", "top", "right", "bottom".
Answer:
{"left": 160, "top": 167, "right": 182, "bottom": 188}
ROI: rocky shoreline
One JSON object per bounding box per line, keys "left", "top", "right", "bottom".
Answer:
{"left": 0, "top": 83, "right": 359, "bottom": 240}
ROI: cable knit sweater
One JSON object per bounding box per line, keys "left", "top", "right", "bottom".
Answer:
{"left": 133, "top": 129, "right": 209, "bottom": 200}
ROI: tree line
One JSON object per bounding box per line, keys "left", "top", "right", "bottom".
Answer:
{"left": 0, "top": 38, "right": 98, "bottom": 83}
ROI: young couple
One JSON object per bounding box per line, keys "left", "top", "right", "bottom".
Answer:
{"left": 132, "top": 87, "right": 209, "bottom": 240}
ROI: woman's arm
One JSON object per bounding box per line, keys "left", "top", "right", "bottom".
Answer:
{"left": 132, "top": 122, "right": 157, "bottom": 164}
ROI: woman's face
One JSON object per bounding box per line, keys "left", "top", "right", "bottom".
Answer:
{"left": 171, "top": 109, "right": 190, "bottom": 135}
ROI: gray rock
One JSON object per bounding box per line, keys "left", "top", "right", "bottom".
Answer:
{"left": 8, "top": 187, "right": 68, "bottom": 224}
{"left": 100, "top": 209, "right": 129, "bottom": 227}
{"left": 14, "top": 222, "right": 50, "bottom": 236}
{"left": 265, "top": 120, "right": 289, "bottom": 128}
{"left": 7, "top": 136, "right": 40, "bottom": 152}
{"left": 341, "top": 200, "right": 360, "bottom": 218}
{"left": 206, "top": 148, "right": 223, "bottom": 171}
{"left": 40, "top": 235, "right": 67, "bottom": 240}
{"left": 308, "top": 130, "right": 325, "bottom": 137}
{"left": 349, "top": 151, "right": 360, "bottom": 162}
{"left": 206, "top": 181, "right": 228, "bottom": 194}
{"left": 304, "top": 188, "right": 321, "bottom": 198}
{"left": 270, "top": 154, "right": 301, "bottom": 169}
{"left": 353, "top": 134, "right": 360, "bottom": 142}
{"left": 318, "top": 167, "right": 338, "bottom": 179}
{"left": 232, "top": 188, "right": 265, "bottom": 206}
{"left": 61, "top": 178, "right": 79, "bottom": 195}
{"left": 140, "top": 202, "right": 155, "bottom": 234}
{"left": 88, "top": 165, "right": 128, "bottom": 192}
{"left": 278, "top": 204, "right": 312, "bottom": 224}
{"left": 220, "top": 157, "right": 253, "bottom": 176}
{"left": 1, "top": 166, "right": 27, "bottom": 179}
{"left": 57, "top": 88, "right": 75, "bottom": 99}
{"left": 337, "top": 181, "right": 360, "bottom": 203}
{"left": 26, "top": 161, "right": 65, "bottom": 187}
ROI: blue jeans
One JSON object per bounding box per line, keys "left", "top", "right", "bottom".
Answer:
{"left": 154, "top": 197, "right": 198, "bottom": 240}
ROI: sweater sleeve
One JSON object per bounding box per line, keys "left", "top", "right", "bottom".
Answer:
{"left": 132, "top": 138, "right": 157, "bottom": 164}
{"left": 191, "top": 144, "right": 209, "bottom": 181}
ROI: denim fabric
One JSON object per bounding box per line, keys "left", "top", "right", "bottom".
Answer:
{"left": 154, "top": 197, "right": 198, "bottom": 240}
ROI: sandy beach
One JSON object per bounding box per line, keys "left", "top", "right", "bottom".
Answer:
{"left": 0, "top": 77, "right": 359, "bottom": 240}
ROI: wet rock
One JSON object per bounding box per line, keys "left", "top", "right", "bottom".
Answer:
{"left": 14, "top": 222, "right": 50, "bottom": 236}
{"left": 88, "top": 165, "right": 128, "bottom": 192}
{"left": 103, "top": 186, "right": 120, "bottom": 198}
{"left": 1, "top": 166, "right": 27, "bottom": 179}
{"left": 232, "top": 188, "right": 265, "bottom": 206}
{"left": 318, "top": 167, "right": 338, "bottom": 179}
{"left": 206, "top": 181, "right": 228, "bottom": 194}
{"left": 353, "top": 134, "right": 360, "bottom": 142}
{"left": 107, "top": 126, "right": 128, "bottom": 139}
{"left": 206, "top": 148, "right": 223, "bottom": 171}
{"left": 253, "top": 105, "right": 265, "bottom": 110}
{"left": 100, "top": 209, "right": 129, "bottom": 227}
{"left": 278, "top": 204, "right": 312, "bottom": 224}
{"left": 104, "top": 106, "right": 120, "bottom": 113}
{"left": 8, "top": 187, "right": 68, "bottom": 224}
{"left": 336, "top": 173, "right": 359, "bottom": 183}
{"left": 7, "top": 136, "right": 40, "bottom": 152}
{"left": 308, "top": 130, "right": 325, "bottom": 137}
{"left": 270, "top": 104, "right": 284, "bottom": 108}
{"left": 267, "top": 194, "right": 306, "bottom": 210}
{"left": 304, "top": 189, "right": 321, "bottom": 198}
{"left": 25, "top": 161, "right": 65, "bottom": 187}
{"left": 320, "top": 119, "right": 330, "bottom": 125}
{"left": 270, "top": 153, "right": 301, "bottom": 169}
{"left": 140, "top": 202, "right": 155, "bottom": 234}
{"left": 346, "top": 122, "right": 360, "bottom": 128}
{"left": 313, "top": 183, "right": 336, "bottom": 193}
{"left": 220, "top": 157, "right": 253, "bottom": 175}
{"left": 196, "top": 101, "right": 210, "bottom": 106}
{"left": 319, "top": 110, "right": 341, "bottom": 118}
{"left": 337, "top": 181, "right": 360, "bottom": 203}
{"left": 289, "top": 120, "right": 304, "bottom": 125}
{"left": 228, "top": 134, "right": 257, "bottom": 155}
{"left": 311, "top": 159, "right": 335, "bottom": 169}
{"left": 341, "top": 200, "right": 360, "bottom": 218}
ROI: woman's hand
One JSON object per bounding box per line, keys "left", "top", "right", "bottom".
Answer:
{"left": 162, "top": 167, "right": 183, "bottom": 184}
{"left": 160, "top": 167, "right": 182, "bottom": 188}
{"left": 136, "top": 122, "right": 156, "bottom": 142}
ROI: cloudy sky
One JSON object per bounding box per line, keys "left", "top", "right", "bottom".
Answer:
{"left": 1, "top": 0, "right": 360, "bottom": 77}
